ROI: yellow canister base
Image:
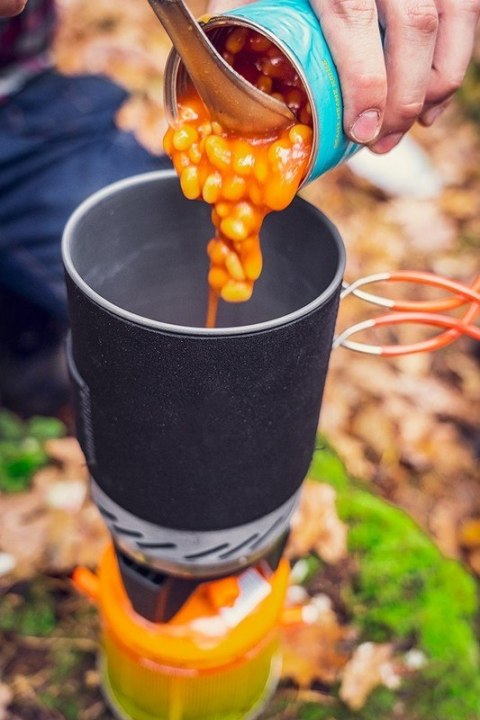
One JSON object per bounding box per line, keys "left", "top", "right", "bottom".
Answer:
{"left": 99, "top": 647, "right": 282, "bottom": 720}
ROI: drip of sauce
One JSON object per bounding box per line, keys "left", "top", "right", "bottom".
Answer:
{"left": 164, "top": 27, "right": 313, "bottom": 327}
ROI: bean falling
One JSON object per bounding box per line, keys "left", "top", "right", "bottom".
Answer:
{"left": 163, "top": 28, "right": 313, "bottom": 327}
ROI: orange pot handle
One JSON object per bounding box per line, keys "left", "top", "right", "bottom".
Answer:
{"left": 72, "top": 567, "right": 100, "bottom": 603}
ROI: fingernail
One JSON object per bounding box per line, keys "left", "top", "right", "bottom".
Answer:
{"left": 421, "top": 105, "right": 446, "bottom": 126}
{"left": 350, "top": 110, "right": 382, "bottom": 144}
{"left": 371, "top": 132, "right": 403, "bottom": 154}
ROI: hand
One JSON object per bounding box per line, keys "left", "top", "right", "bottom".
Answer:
{"left": 312, "top": 0, "right": 480, "bottom": 152}
{"left": 0, "top": 0, "right": 28, "bottom": 16}
{"left": 208, "top": 0, "right": 480, "bottom": 153}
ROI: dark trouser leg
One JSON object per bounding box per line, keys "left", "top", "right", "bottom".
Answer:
{"left": 0, "top": 71, "right": 171, "bottom": 415}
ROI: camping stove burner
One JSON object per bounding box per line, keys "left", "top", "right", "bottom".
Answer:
{"left": 92, "top": 480, "right": 299, "bottom": 578}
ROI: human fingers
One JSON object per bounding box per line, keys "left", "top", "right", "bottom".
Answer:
{"left": 420, "top": 0, "right": 480, "bottom": 126}
{"left": 370, "top": 0, "right": 439, "bottom": 153}
{"left": 0, "top": 0, "right": 27, "bottom": 15}
{"left": 310, "top": 0, "right": 387, "bottom": 145}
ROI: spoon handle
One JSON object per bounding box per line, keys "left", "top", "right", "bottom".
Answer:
{"left": 148, "top": 0, "right": 294, "bottom": 133}
{"left": 147, "top": 0, "right": 227, "bottom": 108}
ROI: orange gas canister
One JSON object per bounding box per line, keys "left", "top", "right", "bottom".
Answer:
{"left": 73, "top": 544, "right": 290, "bottom": 720}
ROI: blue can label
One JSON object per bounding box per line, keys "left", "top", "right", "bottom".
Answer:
{"left": 222, "top": 0, "right": 360, "bottom": 180}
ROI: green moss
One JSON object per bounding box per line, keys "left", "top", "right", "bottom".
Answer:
{"left": 295, "top": 687, "right": 396, "bottom": 720}
{"left": 38, "top": 690, "right": 80, "bottom": 720}
{"left": 0, "top": 411, "right": 24, "bottom": 440}
{"left": 298, "top": 703, "right": 332, "bottom": 720}
{"left": 306, "top": 437, "right": 480, "bottom": 720}
{"left": 26, "top": 416, "right": 66, "bottom": 442}
{"left": 310, "top": 438, "right": 350, "bottom": 493}
{"left": 0, "top": 410, "right": 65, "bottom": 493}
{"left": 51, "top": 646, "right": 85, "bottom": 682}
{"left": 0, "top": 582, "right": 56, "bottom": 636}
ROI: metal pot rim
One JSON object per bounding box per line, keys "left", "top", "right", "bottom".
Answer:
{"left": 62, "top": 169, "right": 345, "bottom": 337}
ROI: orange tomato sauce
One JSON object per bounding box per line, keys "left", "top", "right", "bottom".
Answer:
{"left": 163, "top": 27, "right": 313, "bottom": 327}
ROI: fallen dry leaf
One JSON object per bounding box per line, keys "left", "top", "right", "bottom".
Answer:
{"left": 47, "top": 503, "right": 109, "bottom": 572}
{"left": 0, "top": 553, "right": 16, "bottom": 578}
{"left": 467, "top": 549, "right": 480, "bottom": 576}
{"left": 45, "top": 437, "right": 88, "bottom": 473}
{"left": 0, "top": 489, "right": 49, "bottom": 577}
{"left": 440, "top": 188, "right": 480, "bottom": 221}
{"left": 0, "top": 683, "right": 12, "bottom": 720}
{"left": 350, "top": 403, "right": 399, "bottom": 464}
{"left": 429, "top": 499, "right": 464, "bottom": 558}
{"left": 288, "top": 482, "right": 348, "bottom": 564}
{"left": 339, "top": 642, "right": 399, "bottom": 710}
{"left": 281, "top": 599, "right": 355, "bottom": 686}
{"left": 459, "top": 518, "right": 480, "bottom": 550}
{"left": 45, "top": 479, "right": 87, "bottom": 512}
{"left": 0, "top": 439, "right": 108, "bottom": 580}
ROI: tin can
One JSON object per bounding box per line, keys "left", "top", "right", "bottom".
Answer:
{"left": 163, "top": 0, "right": 360, "bottom": 183}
